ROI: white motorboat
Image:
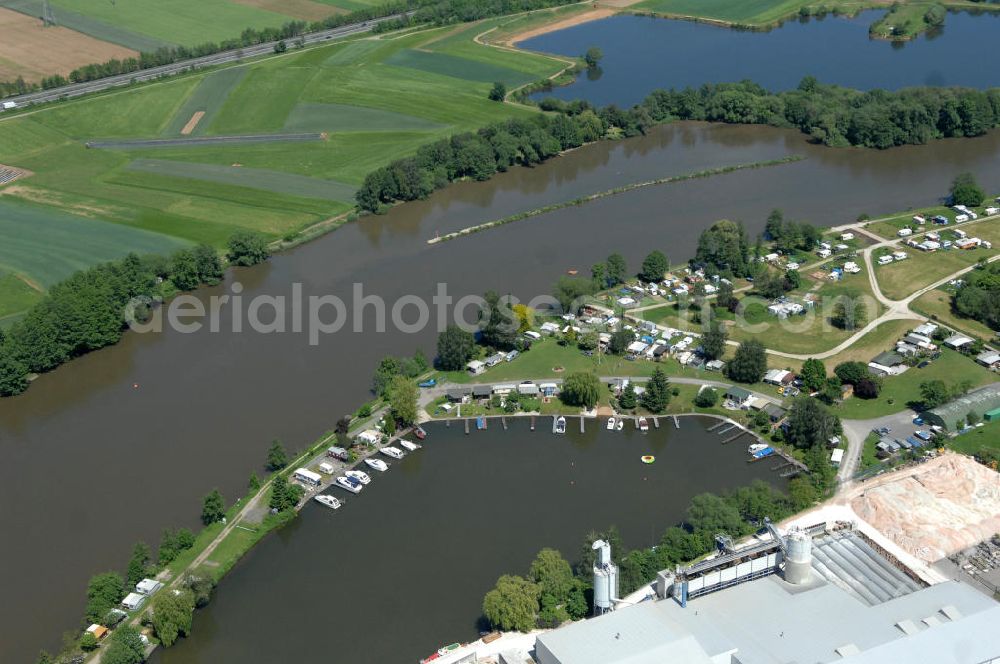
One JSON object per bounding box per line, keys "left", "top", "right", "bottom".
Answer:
{"left": 638, "top": 417, "right": 649, "bottom": 432}
{"left": 399, "top": 439, "right": 421, "bottom": 452}
{"left": 380, "top": 446, "right": 404, "bottom": 459}
{"left": 554, "top": 416, "right": 566, "bottom": 434}
{"left": 606, "top": 417, "right": 616, "bottom": 430}
{"left": 314, "top": 495, "right": 341, "bottom": 510}
{"left": 334, "top": 476, "right": 363, "bottom": 494}
{"left": 616, "top": 419, "right": 624, "bottom": 431}
{"left": 365, "top": 458, "right": 389, "bottom": 472}
{"left": 748, "top": 443, "right": 769, "bottom": 455}
{"left": 346, "top": 469, "right": 371, "bottom": 485}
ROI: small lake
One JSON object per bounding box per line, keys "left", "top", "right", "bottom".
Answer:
{"left": 151, "top": 417, "right": 781, "bottom": 664}
{"left": 524, "top": 11, "right": 1000, "bottom": 106}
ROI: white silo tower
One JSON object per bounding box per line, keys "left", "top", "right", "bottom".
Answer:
{"left": 783, "top": 527, "right": 813, "bottom": 585}
{"left": 592, "top": 539, "right": 619, "bottom": 615}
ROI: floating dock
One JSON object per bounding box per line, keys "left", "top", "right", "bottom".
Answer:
{"left": 673, "top": 415, "right": 680, "bottom": 429}
{"left": 707, "top": 421, "right": 727, "bottom": 432}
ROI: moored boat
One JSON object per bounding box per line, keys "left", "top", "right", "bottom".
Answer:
{"left": 334, "top": 476, "right": 363, "bottom": 494}
{"left": 751, "top": 446, "right": 775, "bottom": 460}
{"left": 554, "top": 416, "right": 566, "bottom": 434}
{"left": 748, "top": 443, "right": 769, "bottom": 455}
{"left": 414, "top": 426, "right": 427, "bottom": 440}
{"left": 606, "top": 417, "right": 616, "bottom": 430}
{"left": 615, "top": 419, "right": 624, "bottom": 431}
{"left": 380, "top": 446, "right": 404, "bottom": 459}
{"left": 399, "top": 439, "right": 420, "bottom": 452}
{"left": 365, "top": 458, "right": 389, "bottom": 472}
{"left": 638, "top": 417, "right": 649, "bottom": 432}
{"left": 346, "top": 469, "right": 371, "bottom": 485}
{"left": 314, "top": 495, "right": 341, "bottom": 510}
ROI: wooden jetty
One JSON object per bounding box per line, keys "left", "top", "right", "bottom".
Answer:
{"left": 464, "top": 419, "right": 470, "bottom": 435}
{"left": 652, "top": 417, "right": 660, "bottom": 429}
{"left": 722, "top": 430, "right": 748, "bottom": 445}
{"left": 502, "top": 416, "right": 508, "bottom": 431}
{"left": 707, "top": 420, "right": 727, "bottom": 432}
{"left": 530, "top": 416, "right": 535, "bottom": 431}
{"left": 579, "top": 417, "right": 585, "bottom": 433}
{"left": 673, "top": 415, "right": 679, "bottom": 429}
{"left": 717, "top": 424, "right": 737, "bottom": 435}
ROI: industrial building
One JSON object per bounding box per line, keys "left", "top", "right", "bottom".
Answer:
{"left": 925, "top": 383, "right": 1000, "bottom": 430}
{"left": 534, "top": 523, "right": 1000, "bottom": 664}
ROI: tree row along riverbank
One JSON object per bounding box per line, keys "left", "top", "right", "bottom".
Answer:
{"left": 426, "top": 156, "right": 805, "bottom": 244}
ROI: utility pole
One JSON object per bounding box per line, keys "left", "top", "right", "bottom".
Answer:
{"left": 41, "top": 0, "right": 56, "bottom": 26}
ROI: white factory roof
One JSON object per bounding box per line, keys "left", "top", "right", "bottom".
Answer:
{"left": 535, "top": 531, "right": 1000, "bottom": 664}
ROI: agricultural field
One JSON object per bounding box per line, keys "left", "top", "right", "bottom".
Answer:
{"left": 631, "top": 0, "right": 907, "bottom": 26}
{"left": 0, "top": 196, "right": 189, "bottom": 288}
{"left": 0, "top": 7, "right": 137, "bottom": 83}
{"left": 0, "top": 22, "right": 569, "bottom": 318}
{"left": 0, "top": 270, "right": 42, "bottom": 324}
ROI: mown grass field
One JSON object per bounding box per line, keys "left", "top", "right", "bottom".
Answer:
{"left": 0, "top": 23, "right": 569, "bottom": 318}
{"left": 832, "top": 348, "right": 995, "bottom": 419}
{"left": 0, "top": 270, "right": 42, "bottom": 323}
{"left": 911, "top": 288, "right": 997, "bottom": 340}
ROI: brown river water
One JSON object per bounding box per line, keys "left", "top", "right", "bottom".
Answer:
{"left": 4, "top": 122, "right": 1000, "bottom": 662}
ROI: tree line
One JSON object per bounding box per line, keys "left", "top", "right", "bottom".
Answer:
{"left": 1, "top": 0, "right": 578, "bottom": 99}
{"left": 537, "top": 77, "right": 1000, "bottom": 149}
{"left": 482, "top": 480, "right": 808, "bottom": 631}
{"left": 356, "top": 112, "right": 605, "bottom": 211}
{"left": 0, "top": 232, "right": 269, "bottom": 397}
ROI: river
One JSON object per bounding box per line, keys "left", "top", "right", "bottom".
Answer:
{"left": 524, "top": 11, "right": 1000, "bottom": 106}
{"left": 151, "top": 416, "right": 780, "bottom": 664}
{"left": 6, "top": 124, "right": 1000, "bottom": 661}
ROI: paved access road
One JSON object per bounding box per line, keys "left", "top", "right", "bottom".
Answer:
{"left": 0, "top": 13, "right": 406, "bottom": 109}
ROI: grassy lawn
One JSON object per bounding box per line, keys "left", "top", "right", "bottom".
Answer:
{"left": 911, "top": 288, "right": 997, "bottom": 341}
{"left": 860, "top": 432, "right": 880, "bottom": 468}
{"left": 821, "top": 319, "right": 914, "bottom": 367}
{"left": 948, "top": 420, "right": 1000, "bottom": 458}
{"left": 832, "top": 348, "right": 996, "bottom": 419}
{"left": 637, "top": 269, "right": 880, "bottom": 356}
{"left": 629, "top": 0, "right": 891, "bottom": 25}
{"left": 875, "top": 244, "right": 992, "bottom": 300}
{"left": 869, "top": 2, "right": 942, "bottom": 39}
{"left": 0, "top": 270, "right": 43, "bottom": 322}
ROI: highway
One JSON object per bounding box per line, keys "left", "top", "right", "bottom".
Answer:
{"left": 0, "top": 13, "right": 406, "bottom": 109}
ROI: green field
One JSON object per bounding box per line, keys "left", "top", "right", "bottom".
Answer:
{"left": 47, "top": 0, "right": 307, "bottom": 48}
{"left": 0, "top": 270, "right": 42, "bottom": 323}
{"left": 0, "top": 22, "right": 569, "bottom": 316}
{"left": 633, "top": 0, "right": 814, "bottom": 24}
{"left": 832, "top": 349, "right": 996, "bottom": 419}
{"left": 0, "top": 198, "right": 189, "bottom": 287}
{"left": 126, "top": 158, "right": 357, "bottom": 203}
{"left": 282, "top": 102, "right": 446, "bottom": 133}
{"left": 163, "top": 67, "right": 249, "bottom": 137}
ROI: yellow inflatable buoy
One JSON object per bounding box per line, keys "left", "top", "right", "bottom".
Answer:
{"left": 641, "top": 455, "right": 655, "bottom": 464}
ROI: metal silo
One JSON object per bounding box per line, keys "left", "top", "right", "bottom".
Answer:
{"left": 783, "top": 527, "right": 813, "bottom": 585}
{"left": 592, "top": 540, "right": 618, "bottom": 615}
